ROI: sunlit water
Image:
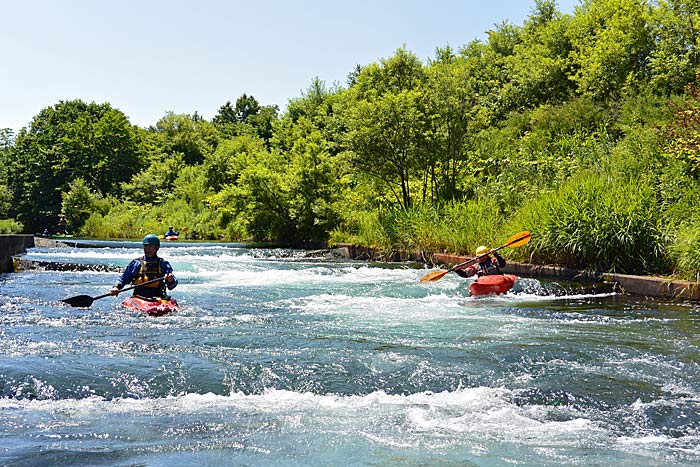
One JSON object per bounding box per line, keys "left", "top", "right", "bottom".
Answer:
{"left": 1, "top": 242, "right": 699, "bottom": 466}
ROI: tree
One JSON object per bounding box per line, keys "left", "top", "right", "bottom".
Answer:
{"left": 212, "top": 101, "right": 237, "bottom": 127}
{"left": 234, "top": 94, "right": 260, "bottom": 123}
{"left": 150, "top": 112, "right": 217, "bottom": 165}
{"left": 214, "top": 95, "right": 279, "bottom": 143}
{"left": 345, "top": 89, "right": 427, "bottom": 208}
{"left": 203, "top": 134, "right": 268, "bottom": 192}
{"left": 661, "top": 79, "right": 700, "bottom": 177}
{"left": 8, "top": 100, "right": 140, "bottom": 232}
{"left": 343, "top": 48, "right": 428, "bottom": 209}
{"left": 567, "top": 0, "right": 653, "bottom": 101}
{"left": 423, "top": 55, "right": 491, "bottom": 201}
{"left": 121, "top": 152, "right": 187, "bottom": 204}
{"left": 502, "top": 0, "right": 575, "bottom": 109}
{"left": 61, "top": 178, "right": 99, "bottom": 233}
{"left": 648, "top": 0, "right": 700, "bottom": 95}
{"left": 0, "top": 129, "right": 14, "bottom": 217}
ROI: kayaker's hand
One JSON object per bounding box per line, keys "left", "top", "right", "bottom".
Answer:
{"left": 109, "top": 286, "right": 121, "bottom": 296}
{"left": 489, "top": 249, "right": 497, "bottom": 254}
{"left": 164, "top": 274, "right": 174, "bottom": 284}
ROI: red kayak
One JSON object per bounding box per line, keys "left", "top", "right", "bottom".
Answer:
{"left": 165, "top": 235, "right": 179, "bottom": 241}
{"left": 469, "top": 274, "right": 517, "bottom": 297}
{"left": 121, "top": 296, "right": 180, "bottom": 316}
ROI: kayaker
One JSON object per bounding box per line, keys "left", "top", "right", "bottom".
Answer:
{"left": 56, "top": 215, "right": 69, "bottom": 235}
{"left": 164, "top": 226, "right": 178, "bottom": 237}
{"left": 108, "top": 234, "right": 178, "bottom": 299}
{"left": 454, "top": 245, "right": 506, "bottom": 278}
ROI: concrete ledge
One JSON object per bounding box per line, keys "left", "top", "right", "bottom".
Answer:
{"left": 0, "top": 234, "right": 34, "bottom": 273}
{"left": 602, "top": 273, "right": 700, "bottom": 301}
{"left": 432, "top": 252, "right": 700, "bottom": 302}
{"left": 433, "top": 253, "right": 601, "bottom": 282}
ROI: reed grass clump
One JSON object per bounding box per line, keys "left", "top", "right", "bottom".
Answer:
{"left": 508, "top": 171, "right": 668, "bottom": 274}
{"left": 330, "top": 199, "right": 502, "bottom": 255}
{"left": 668, "top": 219, "right": 700, "bottom": 281}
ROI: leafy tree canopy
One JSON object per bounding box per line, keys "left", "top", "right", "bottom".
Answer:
{"left": 9, "top": 99, "right": 139, "bottom": 232}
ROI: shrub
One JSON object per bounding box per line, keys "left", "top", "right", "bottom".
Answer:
{"left": 0, "top": 219, "right": 23, "bottom": 234}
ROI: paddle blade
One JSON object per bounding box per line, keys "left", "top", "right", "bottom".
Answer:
{"left": 420, "top": 270, "right": 450, "bottom": 283}
{"left": 61, "top": 295, "right": 95, "bottom": 308}
{"left": 505, "top": 230, "right": 531, "bottom": 248}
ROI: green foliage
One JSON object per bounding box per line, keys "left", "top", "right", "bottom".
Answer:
{"left": 170, "top": 164, "right": 211, "bottom": 209}
{"left": 344, "top": 48, "right": 428, "bottom": 210}
{"left": 121, "top": 153, "right": 187, "bottom": 204}
{"left": 0, "top": 219, "right": 23, "bottom": 234}
{"left": 344, "top": 78, "right": 428, "bottom": 208}
{"left": 508, "top": 171, "right": 668, "bottom": 274}
{"left": 213, "top": 95, "right": 279, "bottom": 143}
{"left": 203, "top": 135, "right": 267, "bottom": 192}
{"left": 0, "top": 129, "right": 13, "bottom": 218}
{"left": 81, "top": 197, "right": 226, "bottom": 240}
{"left": 331, "top": 200, "right": 500, "bottom": 255}
{"left": 422, "top": 55, "right": 491, "bottom": 200}
{"left": 61, "top": 178, "right": 99, "bottom": 234}
{"left": 501, "top": 0, "right": 575, "bottom": 110}
{"left": 648, "top": 0, "right": 700, "bottom": 95}
{"left": 659, "top": 80, "right": 700, "bottom": 176}
{"left": 668, "top": 216, "right": 700, "bottom": 280}
{"left": 150, "top": 112, "right": 218, "bottom": 165}
{"left": 567, "top": 0, "right": 653, "bottom": 100}
{"left": 8, "top": 100, "right": 140, "bottom": 232}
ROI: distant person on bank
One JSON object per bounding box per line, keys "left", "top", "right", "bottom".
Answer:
{"left": 109, "top": 234, "right": 178, "bottom": 299}
{"left": 455, "top": 245, "right": 506, "bottom": 278}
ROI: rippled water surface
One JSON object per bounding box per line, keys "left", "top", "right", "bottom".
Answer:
{"left": 1, "top": 242, "right": 699, "bottom": 466}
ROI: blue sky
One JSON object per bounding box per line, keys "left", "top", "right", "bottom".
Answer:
{"left": 1, "top": 0, "right": 580, "bottom": 132}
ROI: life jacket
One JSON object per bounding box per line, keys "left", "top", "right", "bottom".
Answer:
{"left": 475, "top": 257, "right": 501, "bottom": 277}
{"left": 133, "top": 256, "right": 166, "bottom": 298}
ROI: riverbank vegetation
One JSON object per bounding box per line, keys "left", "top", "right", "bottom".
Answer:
{"left": 2, "top": 0, "right": 700, "bottom": 279}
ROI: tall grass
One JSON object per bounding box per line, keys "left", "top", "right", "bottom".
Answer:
{"left": 669, "top": 219, "right": 700, "bottom": 281}
{"left": 507, "top": 171, "right": 669, "bottom": 274}
{"left": 330, "top": 199, "right": 505, "bottom": 255}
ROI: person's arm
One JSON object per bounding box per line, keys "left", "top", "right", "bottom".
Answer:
{"left": 109, "top": 259, "right": 139, "bottom": 295}
{"left": 493, "top": 251, "right": 506, "bottom": 268}
{"left": 161, "top": 259, "right": 178, "bottom": 290}
{"left": 454, "top": 265, "right": 477, "bottom": 278}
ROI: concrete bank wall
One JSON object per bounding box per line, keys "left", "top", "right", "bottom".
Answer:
{"left": 602, "top": 273, "right": 700, "bottom": 301}
{"left": 332, "top": 246, "right": 700, "bottom": 302}
{"left": 0, "top": 234, "right": 35, "bottom": 273}
{"left": 432, "top": 253, "right": 700, "bottom": 302}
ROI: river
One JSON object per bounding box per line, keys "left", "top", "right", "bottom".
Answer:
{"left": 1, "top": 241, "right": 699, "bottom": 466}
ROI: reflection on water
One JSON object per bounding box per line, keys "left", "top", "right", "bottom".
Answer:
{"left": 1, "top": 243, "right": 699, "bottom": 466}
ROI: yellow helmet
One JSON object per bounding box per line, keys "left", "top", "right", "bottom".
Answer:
{"left": 475, "top": 245, "right": 489, "bottom": 255}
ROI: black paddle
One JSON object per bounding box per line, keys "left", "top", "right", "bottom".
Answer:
{"left": 61, "top": 276, "right": 164, "bottom": 308}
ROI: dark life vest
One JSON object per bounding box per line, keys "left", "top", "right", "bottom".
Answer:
{"left": 134, "top": 256, "right": 166, "bottom": 298}
{"left": 476, "top": 257, "right": 501, "bottom": 277}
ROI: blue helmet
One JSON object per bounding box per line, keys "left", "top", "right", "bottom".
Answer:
{"left": 142, "top": 234, "right": 160, "bottom": 246}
